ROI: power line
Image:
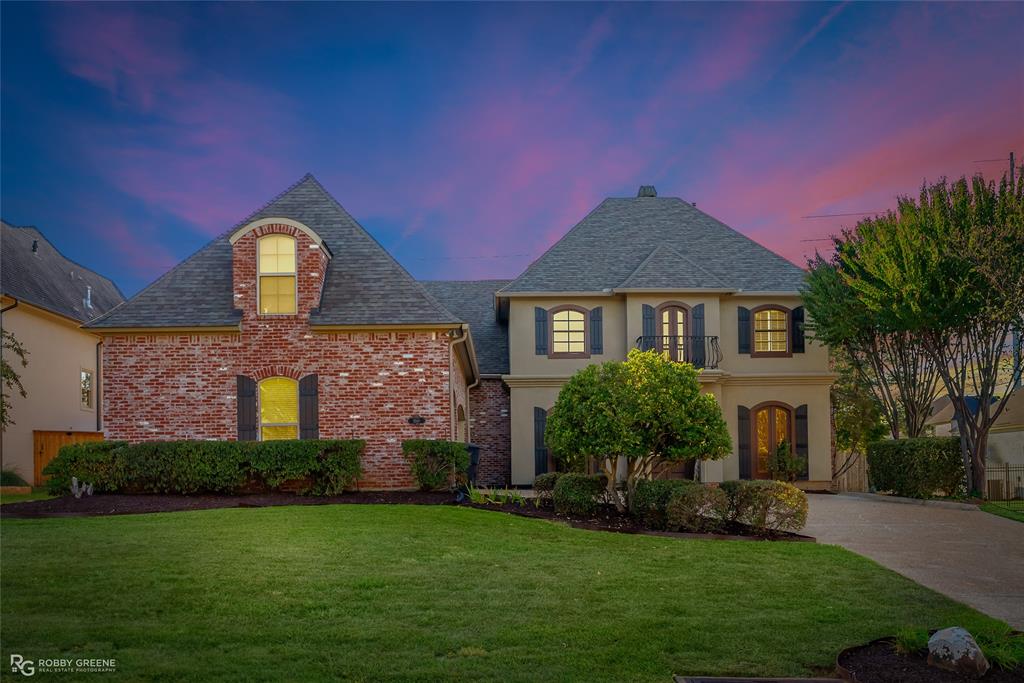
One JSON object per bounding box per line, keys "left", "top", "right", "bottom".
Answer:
{"left": 801, "top": 211, "right": 883, "bottom": 219}
{"left": 410, "top": 252, "right": 533, "bottom": 261}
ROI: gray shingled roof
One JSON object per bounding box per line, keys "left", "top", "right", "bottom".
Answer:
{"left": 619, "top": 244, "right": 728, "bottom": 289}
{"left": 87, "top": 175, "right": 460, "bottom": 329}
{"left": 420, "top": 280, "right": 510, "bottom": 375}
{"left": 1, "top": 221, "right": 124, "bottom": 322}
{"left": 500, "top": 194, "right": 807, "bottom": 293}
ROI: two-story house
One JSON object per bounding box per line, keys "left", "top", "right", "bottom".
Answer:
{"left": 87, "top": 177, "right": 831, "bottom": 490}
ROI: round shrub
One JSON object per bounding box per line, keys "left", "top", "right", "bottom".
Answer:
{"left": 665, "top": 485, "right": 728, "bottom": 533}
{"left": 532, "top": 472, "right": 563, "bottom": 506}
{"left": 552, "top": 473, "right": 606, "bottom": 516}
{"left": 867, "top": 437, "right": 964, "bottom": 498}
{"left": 630, "top": 478, "right": 699, "bottom": 530}
{"left": 724, "top": 480, "right": 808, "bottom": 534}
{"left": 401, "top": 440, "right": 470, "bottom": 491}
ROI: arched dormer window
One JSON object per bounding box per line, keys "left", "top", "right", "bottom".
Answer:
{"left": 258, "top": 234, "right": 296, "bottom": 315}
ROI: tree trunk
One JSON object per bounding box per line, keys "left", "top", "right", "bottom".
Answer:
{"left": 972, "top": 431, "right": 988, "bottom": 498}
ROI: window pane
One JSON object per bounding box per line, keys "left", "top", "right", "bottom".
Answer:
{"left": 260, "top": 276, "right": 296, "bottom": 314}
{"left": 756, "top": 409, "right": 769, "bottom": 472}
{"left": 80, "top": 370, "right": 93, "bottom": 408}
{"left": 551, "top": 309, "right": 586, "bottom": 354}
{"left": 259, "top": 235, "right": 296, "bottom": 274}
{"left": 260, "top": 377, "right": 298, "bottom": 426}
{"left": 775, "top": 408, "right": 790, "bottom": 447}
{"left": 261, "top": 425, "right": 298, "bottom": 441}
{"left": 754, "top": 309, "right": 788, "bottom": 350}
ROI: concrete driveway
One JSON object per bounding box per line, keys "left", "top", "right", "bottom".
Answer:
{"left": 805, "top": 494, "right": 1024, "bottom": 629}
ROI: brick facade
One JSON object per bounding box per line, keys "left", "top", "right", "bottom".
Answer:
{"left": 101, "top": 224, "right": 460, "bottom": 490}
{"left": 469, "top": 378, "right": 511, "bottom": 486}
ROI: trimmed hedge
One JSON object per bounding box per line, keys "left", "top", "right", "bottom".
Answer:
{"left": 867, "top": 437, "right": 965, "bottom": 499}
{"left": 533, "top": 472, "right": 563, "bottom": 506}
{"left": 630, "top": 479, "right": 698, "bottom": 530}
{"left": 43, "top": 439, "right": 364, "bottom": 496}
{"left": 552, "top": 473, "right": 606, "bottom": 516}
{"left": 401, "top": 440, "right": 470, "bottom": 491}
{"left": 1, "top": 467, "right": 30, "bottom": 487}
{"left": 665, "top": 484, "right": 728, "bottom": 533}
{"left": 719, "top": 480, "right": 808, "bottom": 534}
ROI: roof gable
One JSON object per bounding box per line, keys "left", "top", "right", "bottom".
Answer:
{"left": 1, "top": 221, "right": 124, "bottom": 322}
{"left": 420, "top": 280, "right": 510, "bottom": 375}
{"left": 500, "top": 195, "right": 807, "bottom": 293}
{"left": 87, "top": 175, "right": 459, "bottom": 329}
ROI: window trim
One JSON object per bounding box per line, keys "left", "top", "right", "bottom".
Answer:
{"left": 256, "top": 234, "right": 298, "bottom": 317}
{"left": 79, "top": 368, "right": 94, "bottom": 411}
{"left": 258, "top": 376, "right": 299, "bottom": 441}
{"left": 547, "top": 304, "right": 590, "bottom": 359}
{"left": 749, "top": 400, "right": 795, "bottom": 480}
{"left": 750, "top": 304, "right": 792, "bottom": 358}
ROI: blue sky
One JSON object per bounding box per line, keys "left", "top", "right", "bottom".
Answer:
{"left": 2, "top": 2, "right": 1022, "bottom": 296}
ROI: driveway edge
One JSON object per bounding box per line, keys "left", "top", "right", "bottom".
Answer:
{"left": 837, "top": 491, "right": 978, "bottom": 511}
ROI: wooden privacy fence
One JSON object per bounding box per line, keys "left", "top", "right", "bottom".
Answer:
{"left": 33, "top": 430, "right": 104, "bottom": 486}
{"left": 831, "top": 450, "right": 869, "bottom": 492}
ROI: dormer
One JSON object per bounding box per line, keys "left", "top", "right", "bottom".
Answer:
{"left": 229, "top": 217, "right": 331, "bottom": 321}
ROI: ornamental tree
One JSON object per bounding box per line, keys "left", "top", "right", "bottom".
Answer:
{"left": 545, "top": 348, "right": 731, "bottom": 511}
{"left": 1, "top": 330, "right": 28, "bottom": 432}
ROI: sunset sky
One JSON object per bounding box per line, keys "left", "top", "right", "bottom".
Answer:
{"left": 2, "top": 2, "right": 1022, "bottom": 296}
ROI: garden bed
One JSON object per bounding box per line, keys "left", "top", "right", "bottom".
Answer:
{"left": 0, "top": 491, "right": 455, "bottom": 518}
{"left": 837, "top": 638, "right": 1022, "bottom": 682}
{"left": 466, "top": 501, "right": 815, "bottom": 541}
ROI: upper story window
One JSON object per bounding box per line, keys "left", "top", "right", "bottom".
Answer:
{"left": 259, "top": 376, "right": 298, "bottom": 440}
{"left": 258, "top": 234, "right": 296, "bottom": 315}
{"left": 753, "top": 306, "right": 789, "bottom": 355}
{"left": 550, "top": 305, "right": 588, "bottom": 357}
{"left": 80, "top": 369, "right": 93, "bottom": 410}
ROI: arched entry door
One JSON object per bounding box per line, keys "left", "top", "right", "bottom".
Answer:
{"left": 657, "top": 304, "right": 688, "bottom": 362}
{"left": 752, "top": 403, "right": 792, "bottom": 479}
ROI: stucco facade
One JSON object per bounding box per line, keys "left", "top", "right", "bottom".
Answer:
{"left": 0, "top": 299, "right": 103, "bottom": 482}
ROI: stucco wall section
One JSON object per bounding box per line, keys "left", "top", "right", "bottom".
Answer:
{"left": 469, "top": 379, "right": 510, "bottom": 486}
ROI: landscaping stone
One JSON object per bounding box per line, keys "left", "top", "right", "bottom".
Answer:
{"left": 927, "top": 627, "right": 990, "bottom": 678}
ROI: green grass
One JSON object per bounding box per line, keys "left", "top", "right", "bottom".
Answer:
{"left": 0, "top": 505, "right": 1007, "bottom": 682}
{"left": 0, "top": 489, "right": 54, "bottom": 504}
{"left": 981, "top": 502, "right": 1024, "bottom": 523}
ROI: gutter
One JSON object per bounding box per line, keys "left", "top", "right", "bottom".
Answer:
{"left": 1, "top": 298, "right": 18, "bottom": 316}
{"left": 450, "top": 324, "right": 480, "bottom": 443}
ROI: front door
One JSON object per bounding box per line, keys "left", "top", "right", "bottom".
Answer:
{"left": 658, "top": 306, "right": 688, "bottom": 362}
{"left": 753, "top": 404, "right": 792, "bottom": 479}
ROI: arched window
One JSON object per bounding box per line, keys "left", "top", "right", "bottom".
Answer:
{"left": 456, "top": 404, "right": 467, "bottom": 442}
{"left": 656, "top": 303, "right": 689, "bottom": 362}
{"left": 258, "top": 234, "right": 297, "bottom": 315}
{"left": 549, "top": 305, "right": 588, "bottom": 357}
{"left": 752, "top": 305, "right": 789, "bottom": 356}
{"left": 752, "top": 402, "right": 793, "bottom": 479}
{"left": 259, "top": 377, "right": 298, "bottom": 440}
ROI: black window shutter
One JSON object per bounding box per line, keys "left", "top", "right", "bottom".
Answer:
{"left": 738, "top": 307, "right": 751, "bottom": 354}
{"left": 590, "top": 306, "right": 603, "bottom": 355}
{"left": 534, "top": 407, "right": 548, "bottom": 476}
{"left": 642, "top": 304, "right": 656, "bottom": 350}
{"left": 534, "top": 307, "right": 548, "bottom": 355}
{"left": 792, "top": 306, "right": 806, "bottom": 354}
{"left": 299, "top": 374, "right": 319, "bottom": 440}
{"left": 795, "top": 404, "right": 809, "bottom": 480}
{"left": 737, "top": 405, "right": 751, "bottom": 479}
{"left": 237, "top": 375, "right": 257, "bottom": 441}
{"left": 691, "top": 304, "right": 705, "bottom": 367}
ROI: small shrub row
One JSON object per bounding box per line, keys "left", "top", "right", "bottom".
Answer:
{"left": 631, "top": 479, "right": 696, "bottom": 530}
{"left": 718, "top": 480, "right": 808, "bottom": 534}
{"left": 665, "top": 483, "right": 728, "bottom": 533}
{"left": 44, "top": 439, "right": 364, "bottom": 496}
{"left": 867, "top": 437, "right": 965, "bottom": 499}
{"left": 401, "top": 440, "right": 470, "bottom": 491}
{"left": 552, "top": 473, "right": 607, "bottom": 516}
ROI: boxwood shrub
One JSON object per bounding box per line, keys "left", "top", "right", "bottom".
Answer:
{"left": 552, "top": 472, "right": 606, "bottom": 516}
{"left": 665, "top": 484, "right": 728, "bottom": 533}
{"left": 719, "top": 480, "right": 808, "bottom": 534}
{"left": 867, "top": 437, "right": 965, "bottom": 499}
{"left": 630, "top": 478, "right": 698, "bottom": 530}
{"left": 532, "top": 472, "right": 563, "bottom": 506}
{"left": 43, "top": 439, "right": 364, "bottom": 496}
{"left": 401, "top": 439, "right": 470, "bottom": 491}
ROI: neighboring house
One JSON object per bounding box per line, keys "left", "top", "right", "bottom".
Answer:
{"left": 87, "top": 177, "right": 832, "bottom": 490}
{"left": 1, "top": 221, "right": 124, "bottom": 483}
{"left": 495, "top": 185, "right": 833, "bottom": 489}
{"left": 928, "top": 391, "right": 1024, "bottom": 466}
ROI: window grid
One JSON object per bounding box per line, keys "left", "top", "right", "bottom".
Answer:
{"left": 754, "top": 309, "right": 788, "bottom": 353}
{"left": 258, "top": 235, "right": 297, "bottom": 315}
{"left": 551, "top": 309, "right": 586, "bottom": 354}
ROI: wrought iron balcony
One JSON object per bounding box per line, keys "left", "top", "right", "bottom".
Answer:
{"left": 634, "top": 335, "right": 722, "bottom": 369}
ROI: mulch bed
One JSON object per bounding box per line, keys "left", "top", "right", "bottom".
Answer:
{"left": 837, "top": 638, "right": 1022, "bottom": 682}
{"left": 0, "top": 491, "right": 456, "bottom": 518}
{"left": 1, "top": 494, "right": 813, "bottom": 540}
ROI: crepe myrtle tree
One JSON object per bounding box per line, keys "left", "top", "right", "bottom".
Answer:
{"left": 545, "top": 349, "right": 732, "bottom": 512}
{"left": 1, "top": 330, "right": 28, "bottom": 432}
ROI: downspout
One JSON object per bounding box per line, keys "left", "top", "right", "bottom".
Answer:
{"left": 451, "top": 324, "right": 480, "bottom": 442}
{"left": 95, "top": 339, "right": 103, "bottom": 432}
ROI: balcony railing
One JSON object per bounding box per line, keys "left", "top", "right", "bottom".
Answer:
{"left": 634, "top": 335, "right": 722, "bottom": 369}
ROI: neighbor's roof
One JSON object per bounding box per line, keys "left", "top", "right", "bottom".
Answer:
{"left": 421, "top": 280, "right": 510, "bottom": 375}
{"left": 1, "top": 221, "right": 124, "bottom": 322}
{"left": 86, "top": 175, "right": 460, "bottom": 329}
{"left": 499, "top": 190, "right": 807, "bottom": 294}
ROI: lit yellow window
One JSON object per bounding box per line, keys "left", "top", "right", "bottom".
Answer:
{"left": 551, "top": 308, "right": 586, "bottom": 355}
{"left": 754, "top": 309, "right": 788, "bottom": 353}
{"left": 259, "top": 377, "right": 298, "bottom": 440}
{"left": 258, "top": 235, "right": 296, "bottom": 314}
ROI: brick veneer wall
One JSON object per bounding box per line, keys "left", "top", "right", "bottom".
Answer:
{"left": 469, "top": 379, "right": 511, "bottom": 486}
{"left": 101, "top": 224, "right": 456, "bottom": 490}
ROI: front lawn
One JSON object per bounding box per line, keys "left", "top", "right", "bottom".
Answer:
{"left": 981, "top": 502, "right": 1024, "bottom": 523}
{"left": 0, "top": 505, "right": 1006, "bottom": 681}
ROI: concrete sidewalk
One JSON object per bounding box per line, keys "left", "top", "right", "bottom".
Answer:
{"left": 804, "top": 493, "right": 1024, "bottom": 629}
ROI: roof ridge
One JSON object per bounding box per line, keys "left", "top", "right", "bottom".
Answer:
{"left": 665, "top": 246, "right": 729, "bottom": 288}
{"left": 300, "top": 175, "right": 461, "bottom": 323}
